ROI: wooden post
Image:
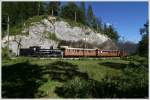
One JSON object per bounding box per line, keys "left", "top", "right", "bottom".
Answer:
{"left": 97, "top": 23, "right": 98, "bottom": 32}
{"left": 52, "top": 8, "right": 53, "bottom": 16}
{"left": 75, "top": 11, "right": 76, "bottom": 22}
{"left": 7, "top": 16, "right": 10, "bottom": 58}
{"left": 38, "top": 2, "right": 40, "bottom": 16}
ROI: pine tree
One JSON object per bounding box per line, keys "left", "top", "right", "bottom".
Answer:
{"left": 87, "top": 4, "right": 94, "bottom": 19}
{"left": 2, "top": 2, "right": 46, "bottom": 37}
{"left": 87, "top": 4, "right": 95, "bottom": 28}
{"left": 80, "top": 2, "right": 86, "bottom": 19}
{"left": 61, "top": 2, "right": 85, "bottom": 24}
{"left": 48, "top": 2, "right": 61, "bottom": 16}
{"left": 138, "top": 21, "right": 149, "bottom": 57}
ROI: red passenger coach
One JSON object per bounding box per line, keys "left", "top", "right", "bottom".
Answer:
{"left": 97, "top": 50, "right": 121, "bottom": 57}
{"left": 60, "top": 46, "right": 127, "bottom": 57}
{"left": 63, "top": 48, "right": 97, "bottom": 57}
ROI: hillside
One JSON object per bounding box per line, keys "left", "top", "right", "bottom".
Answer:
{"left": 2, "top": 16, "right": 118, "bottom": 55}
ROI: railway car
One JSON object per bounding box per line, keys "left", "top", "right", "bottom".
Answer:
{"left": 96, "top": 50, "right": 121, "bottom": 57}
{"left": 62, "top": 48, "right": 97, "bottom": 57}
{"left": 61, "top": 46, "right": 127, "bottom": 57}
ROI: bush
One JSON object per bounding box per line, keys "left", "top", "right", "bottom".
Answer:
{"left": 93, "top": 67, "right": 148, "bottom": 98}
{"left": 55, "top": 63, "right": 148, "bottom": 98}
{"left": 122, "top": 55, "right": 148, "bottom": 68}
{"left": 48, "top": 32, "right": 59, "bottom": 42}
{"left": 2, "top": 47, "right": 10, "bottom": 60}
{"left": 55, "top": 77, "right": 92, "bottom": 98}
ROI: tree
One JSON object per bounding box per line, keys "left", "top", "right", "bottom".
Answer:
{"left": 138, "top": 21, "right": 148, "bottom": 57}
{"left": 2, "top": 2, "right": 46, "bottom": 37}
{"left": 37, "top": 2, "right": 45, "bottom": 16}
{"left": 92, "top": 17, "right": 103, "bottom": 32}
{"left": 87, "top": 4, "right": 94, "bottom": 19}
{"left": 47, "top": 1, "right": 61, "bottom": 16}
{"left": 86, "top": 4, "right": 103, "bottom": 32}
{"left": 80, "top": 2, "right": 86, "bottom": 23}
{"left": 102, "top": 24, "right": 119, "bottom": 41}
{"left": 61, "top": 2, "right": 85, "bottom": 24}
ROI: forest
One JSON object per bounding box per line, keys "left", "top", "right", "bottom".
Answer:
{"left": 2, "top": 2, "right": 119, "bottom": 41}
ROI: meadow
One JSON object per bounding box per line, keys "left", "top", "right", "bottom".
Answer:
{"left": 2, "top": 56, "right": 148, "bottom": 98}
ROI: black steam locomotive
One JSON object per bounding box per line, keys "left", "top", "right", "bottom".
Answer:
{"left": 20, "top": 46, "right": 62, "bottom": 57}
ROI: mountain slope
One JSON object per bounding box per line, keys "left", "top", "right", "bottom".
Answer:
{"left": 2, "top": 16, "right": 117, "bottom": 55}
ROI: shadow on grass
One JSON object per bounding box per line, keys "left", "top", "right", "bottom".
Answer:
{"left": 2, "top": 61, "right": 43, "bottom": 98}
{"left": 3, "top": 60, "right": 148, "bottom": 98}
{"left": 99, "top": 62, "right": 127, "bottom": 70}
{"left": 55, "top": 74, "right": 148, "bottom": 98}
{"left": 54, "top": 62, "right": 148, "bottom": 98}
{"left": 42, "top": 61, "right": 89, "bottom": 82}
{"left": 2, "top": 60, "right": 89, "bottom": 98}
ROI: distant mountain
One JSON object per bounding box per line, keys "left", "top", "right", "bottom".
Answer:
{"left": 2, "top": 16, "right": 118, "bottom": 55}
{"left": 117, "top": 41, "right": 138, "bottom": 54}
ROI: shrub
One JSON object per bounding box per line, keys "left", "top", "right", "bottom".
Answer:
{"left": 55, "top": 64, "right": 148, "bottom": 98}
{"left": 48, "top": 32, "right": 59, "bottom": 42}
{"left": 55, "top": 77, "right": 92, "bottom": 98}
{"left": 2, "top": 47, "right": 10, "bottom": 60}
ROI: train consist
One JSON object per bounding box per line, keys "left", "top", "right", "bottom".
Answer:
{"left": 19, "top": 46, "right": 127, "bottom": 57}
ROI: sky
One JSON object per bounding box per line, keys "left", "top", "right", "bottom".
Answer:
{"left": 62, "top": 1, "right": 148, "bottom": 43}
{"left": 85, "top": 2, "right": 148, "bottom": 43}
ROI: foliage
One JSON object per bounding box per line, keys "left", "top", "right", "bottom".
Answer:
{"left": 138, "top": 33, "right": 148, "bottom": 57}
{"left": 47, "top": 32, "right": 59, "bottom": 42}
{"left": 2, "top": 2, "right": 119, "bottom": 41}
{"left": 2, "top": 2, "right": 46, "bottom": 32}
{"left": 8, "top": 15, "right": 46, "bottom": 35}
{"left": 57, "top": 17, "right": 84, "bottom": 28}
{"left": 138, "top": 21, "right": 148, "bottom": 57}
{"left": 56, "top": 77, "right": 92, "bottom": 98}
{"left": 2, "top": 57, "right": 148, "bottom": 98}
{"left": 56, "top": 60, "right": 148, "bottom": 98}
{"left": 87, "top": 4, "right": 94, "bottom": 19}
{"left": 2, "top": 2, "right": 46, "bottom": 36}
{"left": 80, "top": 2, "right": 86, "bottom": 22}
{"left": 47, "top": 1, "right": 61, "bottom": 16}
{"left": 103, "top": 24, "right": 119, "bottom": 41}
{"left": 2, "top": 47, "right": 9, "bottom": 60}
{"left": 60, "top": 2, "right": 85, "bottom": 24}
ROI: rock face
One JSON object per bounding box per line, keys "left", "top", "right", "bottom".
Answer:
{"left": 2, "top": 17, "right": 117, "bottom": 55}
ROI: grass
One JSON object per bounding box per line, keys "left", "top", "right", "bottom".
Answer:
{"left": 68, "top": 59, "right": 126, "bottom": 81}
{"left": 2, "top": 57, "right": 147, "bottom": 98}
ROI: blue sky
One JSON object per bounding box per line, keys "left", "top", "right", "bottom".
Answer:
{"left": 62, "top": 2, "right": 148, "bottom": 43}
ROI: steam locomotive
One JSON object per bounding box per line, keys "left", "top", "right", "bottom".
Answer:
{"left": 19, "top": 46, "right": 127, "bottom": 57}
